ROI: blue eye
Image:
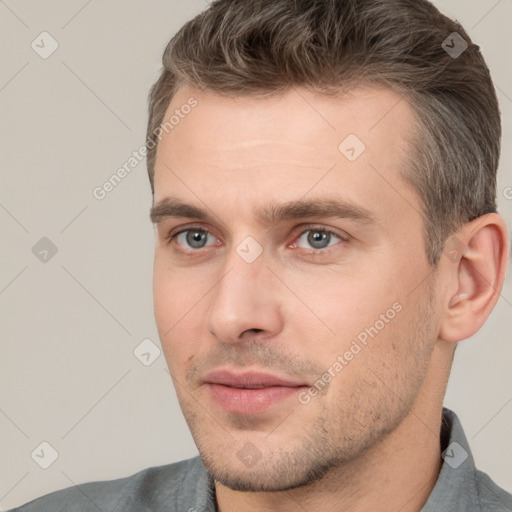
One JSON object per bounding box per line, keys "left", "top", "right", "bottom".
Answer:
{"left": 175, "top": 229, "right": 216, "bottom": 249}
{"left": 296, "top": 229, "right": 342, "bottom": 250}
{"left": 169, "top": 226, "right": 345, "bottom": 254}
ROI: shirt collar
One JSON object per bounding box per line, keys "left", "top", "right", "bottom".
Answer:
{"left": 421, "top": 407, "right": 481, "bottom": 511}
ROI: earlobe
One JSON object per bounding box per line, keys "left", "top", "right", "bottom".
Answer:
{"left": 438, "top": 213, "right": 509, "bottom": 343}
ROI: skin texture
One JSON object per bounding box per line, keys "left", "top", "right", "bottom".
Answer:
{"left": 151, "top": 85, "right": 509, "bottom": 512}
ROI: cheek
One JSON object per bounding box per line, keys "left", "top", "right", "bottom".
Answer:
{"left": 153, "top": 264, "right": 178, "bottom": 334}
{"left": 153, "top": 261, "right": 206, "bottom": 371}
{"left": 283, "top": 270, "right": 393, "bottom": 342}
{"left": 152, "top": 254, "right": 205, "bottom": 327}
{"left": 280, "top": 265, "right": 411, "bottom": 385}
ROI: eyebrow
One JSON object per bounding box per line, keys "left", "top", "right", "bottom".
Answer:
{"left": 150, "top": 196, "right": 377, "bottom": 226}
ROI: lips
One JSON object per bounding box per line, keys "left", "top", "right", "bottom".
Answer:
{"left": 204, "top": 369, "right": 308, "bottom": 414}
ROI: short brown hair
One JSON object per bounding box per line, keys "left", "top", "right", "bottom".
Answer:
{"left": 146, "top": 0, "right": 500, "bottom": 267}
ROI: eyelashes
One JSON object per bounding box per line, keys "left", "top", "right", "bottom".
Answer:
{"left": 165, "top": 224, "right": 348, "bottom": 256}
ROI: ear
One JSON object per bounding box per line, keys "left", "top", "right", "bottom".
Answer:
{"left": 438, "top": 213, "right": 510, "bottom": 343}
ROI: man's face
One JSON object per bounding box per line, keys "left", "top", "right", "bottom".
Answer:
{"left": 151, "top": 85, "right": 441, "bottom": 491}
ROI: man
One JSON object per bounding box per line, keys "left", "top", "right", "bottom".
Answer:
{"left": 11, "top": 0, "right": 511, "bottom": 510}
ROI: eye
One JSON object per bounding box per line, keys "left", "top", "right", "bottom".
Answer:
{"left": 167, "top": 225, "right": 346, "bottom": 254}
{"left": 295, "top": 228, "right": 344, "bottom": 250}
{"left": 175, "top": 228, "right": 217, "bottom": 250}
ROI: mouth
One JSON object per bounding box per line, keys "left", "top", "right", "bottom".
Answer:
{"left": 204, "top": 369, "right": 308, "bottom": 414}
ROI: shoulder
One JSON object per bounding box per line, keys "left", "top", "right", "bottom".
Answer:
{"left": 8, "top": 456, "right": 210, "bottom": 512}
{"left": 424, "top": 408, "right": 512, "bottom": 512}
{"left": 474, "top": 470, "right": 512, "bottom": 511}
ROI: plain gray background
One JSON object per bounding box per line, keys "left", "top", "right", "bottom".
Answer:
{"left": 1, "top": 0, "right": 511, "bottom": 509}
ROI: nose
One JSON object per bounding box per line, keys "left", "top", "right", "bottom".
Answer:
{"left": 205, "top": 252, "right": 284, "bottom": 344}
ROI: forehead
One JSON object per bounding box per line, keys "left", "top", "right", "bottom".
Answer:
{"left": 153, "top": 84, "right": 422, "bottom": 230}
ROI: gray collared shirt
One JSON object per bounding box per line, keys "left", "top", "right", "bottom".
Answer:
{"left": 9, "top": 408, "right": 512, "bottom": 511}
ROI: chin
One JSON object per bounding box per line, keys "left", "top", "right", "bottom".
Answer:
{"left": 200, "top": 446, "right": 346, "bottom": 493}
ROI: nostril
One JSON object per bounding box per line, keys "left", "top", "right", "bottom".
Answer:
{"left": 244, "top": 328, "right": 263, "bottom": 335}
